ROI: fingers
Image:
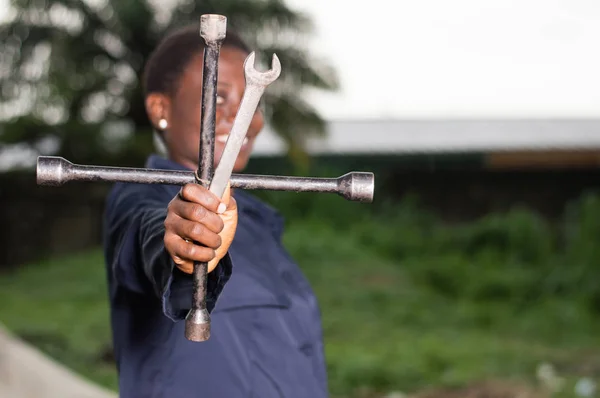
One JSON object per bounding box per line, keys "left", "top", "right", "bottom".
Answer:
{"left": 164, "top": 214, "right": 222, "bottom": 249}
{"left": 220, "top": 182, "right": 237, "bottom": 212}
{"left": 164, "top": 234, "right": 216, "bottom": 274}
{"left": 220, "top": 181, "right": 231, "bottom": 206}
{"left": 164, "top": 181, "right": 238, "bottom": 275}
{"left": 168, "top": 199, "right": 224, "bottom": 234}
{"left": 178, "top": 183, "right": 227, "bottom": 214}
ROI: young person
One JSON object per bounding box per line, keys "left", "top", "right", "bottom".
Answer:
{"left": 103, "top": 25, "right": 328, "bottom": 398}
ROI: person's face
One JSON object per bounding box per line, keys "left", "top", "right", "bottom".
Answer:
{"left": 146, "top": 46, "right": 265, "bottom": 172}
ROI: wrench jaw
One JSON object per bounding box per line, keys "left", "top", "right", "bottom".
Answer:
{"left": 244, "top": 52, "right": 282, "bottom": 86}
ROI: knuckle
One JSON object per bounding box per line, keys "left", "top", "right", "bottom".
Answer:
{"left": 163, "top": 233, "right": 175, "bottom": 249}
{"left": 164, "top": 216, "right": 174, "bottom": 230}
{"left": 192, "top": 204, "right": 207, "bottom": 221}
{"left": 181, "top": 184, "right": 195, "bottom": 199}
{"left": 185, "top": 243, "right": 197, "bottom": 259}
{"left": 191, "top": 223, "right": 204, "bottom": 239}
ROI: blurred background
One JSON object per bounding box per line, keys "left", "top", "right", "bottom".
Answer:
{"left": 0, "top": 0, "right": 599, "bottom": 397}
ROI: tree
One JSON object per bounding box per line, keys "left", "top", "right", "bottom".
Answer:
{"left": 0, "top": 0, "right": 339, "bottom": 170}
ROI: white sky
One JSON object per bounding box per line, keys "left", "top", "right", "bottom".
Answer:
{"left": 285, "top": 0, "right": 600, "bottom": 119}
{"left": 1, "top": 0, "right": 599, "bottom": 121}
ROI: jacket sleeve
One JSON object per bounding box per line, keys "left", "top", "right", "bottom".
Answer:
{"left": 105, "top": 185, "right": 232, "bottom": 321}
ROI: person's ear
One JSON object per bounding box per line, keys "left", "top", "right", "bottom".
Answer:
{"left": 145, "top": 93, "right": 171, "bottom": 131}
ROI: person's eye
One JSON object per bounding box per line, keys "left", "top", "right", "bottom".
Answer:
{"left": 216, "top": 94, "right": 225, "bottom": 105}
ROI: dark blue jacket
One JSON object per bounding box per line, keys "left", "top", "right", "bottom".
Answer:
{"left": 103, "top": 155, "right": 328, "bottom": 398}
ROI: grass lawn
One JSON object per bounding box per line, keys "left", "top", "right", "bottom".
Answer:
{"left": 1, "top": 194, "right": 600, "bottom": 397}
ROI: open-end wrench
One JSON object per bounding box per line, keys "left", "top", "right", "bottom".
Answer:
{"left": 209, "top": 51, "right": 281, "bottom": 198}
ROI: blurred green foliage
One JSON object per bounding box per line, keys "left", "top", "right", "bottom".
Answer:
{"left": 271, "top": 188, "right": 600, "bottom": 316}
{"left": 1, "top": 190, "right": 599, "bottom": 397}
{"left": 0, "top": 0, "right": 338, "bottom": 170}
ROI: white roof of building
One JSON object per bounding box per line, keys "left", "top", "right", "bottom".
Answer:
{"left": 252, "top": 119, "right": 600, "bottom": 156}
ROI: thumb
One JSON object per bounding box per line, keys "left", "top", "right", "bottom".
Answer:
{"left": 219, "top": 181, "right": 236, "bottom": 212}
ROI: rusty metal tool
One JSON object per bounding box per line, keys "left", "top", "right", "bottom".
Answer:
{"left": 210, "top": 51, "right": 281, "bottom": 198}
{"left": 36, "top": 156, "right": 375, "bottom": 202}
{"left": 35, "top": 13, "right": 376, "bottom": 343}
{"left": 185, "top": 14, "right": 227, "bottom": 342}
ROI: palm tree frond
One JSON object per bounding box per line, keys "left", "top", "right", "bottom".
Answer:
{"left": 1, "top": 0, "right": 340, "bottom": 170}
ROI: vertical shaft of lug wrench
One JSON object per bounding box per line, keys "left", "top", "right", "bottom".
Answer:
{"left": 185, "top": 14, "right": 227, "bottom": 342}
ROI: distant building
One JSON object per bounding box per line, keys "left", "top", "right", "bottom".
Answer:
{"left": 252, "top": 118, "right": 600, "bottom": 169}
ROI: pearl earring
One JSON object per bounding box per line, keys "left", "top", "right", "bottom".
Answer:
{"left": 158, "top": 119, "right": 168, "bottom": 130}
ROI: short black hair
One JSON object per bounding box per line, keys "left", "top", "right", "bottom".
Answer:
{"left": 142, "top": 24, "right": 251, "bottom": 97}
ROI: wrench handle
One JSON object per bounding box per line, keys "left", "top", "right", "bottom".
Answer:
{"left": 210, "top": 83, "right": 265, "bottom": 198}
